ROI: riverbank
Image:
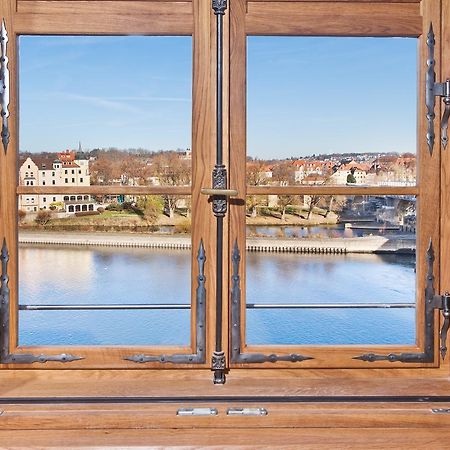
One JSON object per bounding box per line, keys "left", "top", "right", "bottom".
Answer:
{"left": 18, "top": 231, "right": 415, "bottom": 254}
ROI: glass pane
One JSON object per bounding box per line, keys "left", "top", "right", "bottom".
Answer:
{"left": 19, "top": 36, "right": 192, "bottom": 186}
{"left": 18, "top": 197, "right": 192, "bottom": 345}
{"left": 20, "top": 309, "right": 190, "bottom": 346}
{"left": 245, "top": 195, "right": 416, "bottom": 345}
{"left": 18, "top": 35, "right": 194, "bottom": 346}
{"left": 247, "top": 37, "right": 417, "bottom": 186}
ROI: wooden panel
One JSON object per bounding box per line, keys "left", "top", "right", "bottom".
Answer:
{"left": 16, "top": 1, "right": 192, "bottom": 15}
{"left": 191, "top": 0, "right": 216, "bottom": 368}
{"left": 229, "top": 0, "right": 247, "bottom": 360}
{"left": 246, "top": 186, "right": 419, "bottom": 196}
{"left": 2, "top": 402, "right": 450, "bottom": 430}
{"left": 14, "top": 12, "right": 193, "bottom": 35}
{"left": 440, "top": 0, "right": 450, "bottom": 364}
{"left": 4, "top": 369, "right": 450, "bottom": 398}
{"left": 229, "top": 0, "right": 440, "bottom": 370}
{"left": 416, "top": 0, "right": 441, "bottom": 357}
{"left": 0, "top": 0, "right": 19, "bottom": 366}
{"left": 18, "top": 0, "right": 192, "bottom": 2}
{"left": 251, "top": 0, "right": 421, "bottom": 2}
{"left": 246, "top": 2, "right": 422, "bottom": 36}
{"left": 17, "top": 185, "right": 192, "bottom": 195}
{"left": 2, "top": 0, "right": 214, "bottom": 370}
{"left": 0, "top": 427, "right": 446, "bottom": 448}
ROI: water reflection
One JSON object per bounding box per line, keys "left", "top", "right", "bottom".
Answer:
{"left": 246, "top": 252, "right": 415, "bottom": 304}
{"left": 20, "top": 245, "right": 190, "bottom": 306}
{"left": 18, "top": 245, "right": 415, "bottom": 346}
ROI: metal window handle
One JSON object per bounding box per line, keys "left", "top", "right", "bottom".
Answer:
{"left": 441, "top": 81, "right": 450, "bottom": 149}
{"left": 200, "top": 188, "right": 238, "bottom": 197}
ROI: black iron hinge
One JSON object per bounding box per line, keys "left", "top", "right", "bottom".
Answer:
{"left": 354, "top": 240, "right": 446, "bottom": 364}
{"left": 0, "top": 18, "right": 10, "bottom": 154}
{"left": 124, "top": 240, "right": 207, "bottom": 365}
{"left": 230, "top": 241, "right": 313, "bottom": 364}
{"left": 0, "top": 239, "right": 83, "bottom": 364}
{"left": 426, "top": 23, "right": 450, "bottom": 154}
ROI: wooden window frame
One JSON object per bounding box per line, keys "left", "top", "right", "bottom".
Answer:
{"left": 0, "top": 0, "right": 449, "bottom": 395}
{"left": 227, "top": 0, "right": 447, "bottom": 370}
{"left": 0, "top": 0, "right": 218, "bottom": 370}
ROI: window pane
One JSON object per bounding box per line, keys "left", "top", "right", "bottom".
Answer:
{"left": 18, "top": 239, "right": 192, "bottom": 346}
{"left": 247, "top": 37, "right": 417, "bottom": 186}
{"left": 245, "top": 195, "right": 416, "bottom": 345}
{"left": 17, "top": 35, "right": 194, "bottom": 347}
{"left": 19, "top": 36, "right": 192, "bottom": 186}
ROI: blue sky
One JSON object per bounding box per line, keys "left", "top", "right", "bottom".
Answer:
{"left": 19, "top": 35, "right": 417, "bottom": 158}
{"left": 19, "top": 36, "right": 193, "bottom": 153}
{"left": 247, "top": 36, "right": 417, "bottom": 158}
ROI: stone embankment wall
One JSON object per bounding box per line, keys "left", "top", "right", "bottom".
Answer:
{"left": 18, "top": 232, "right": 415, "bottom": 254}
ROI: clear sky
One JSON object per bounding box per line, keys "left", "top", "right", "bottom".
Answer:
{"left": 19, "top": 35, "right": 417, "bottom": 158}
{"left": 247, "top": 36, "right": 417, "bottom": 158}
{"left": 19, "top": 36, "right": 193, "bottom": 153}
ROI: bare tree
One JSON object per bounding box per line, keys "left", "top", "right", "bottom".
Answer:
{"left": 272, "top": 161, "right": 296, "bottom": 221}
{"left": 151, "top": 152, "right": 191, "bottom": 218}
{"left": 246, "top": 160, "right": 269, "bottom": 218}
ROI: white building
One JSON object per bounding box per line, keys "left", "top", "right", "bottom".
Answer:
{"left": 19, "top": 150, "right": 97, "bottom": 213}
{"left": 329, "top": 161, "right": 370, "bottom": 185}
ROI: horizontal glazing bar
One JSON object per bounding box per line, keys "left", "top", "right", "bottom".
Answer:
{"left": 17, "top": 186, "right": 192, "bottom": 196}
{"left": 19, "top": 302, "right": 415, "bottom": 311}
{"left": 19, "top": 304, "right": 191, "bottom": 311}
{"left": 246, "top": 186, "right": 419, "bottom": 196}
{"left": 247, "top": 303, "right": 415, "bottom": 309}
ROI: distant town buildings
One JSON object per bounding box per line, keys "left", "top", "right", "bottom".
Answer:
{"left": 19, "top": 150, "right": 95, "bottom": 213}
{"left": 247, "top": 153, "right": 416, "bottom": 187}
{"left": 18, "top": 147, "right": 417, "bottom": 221}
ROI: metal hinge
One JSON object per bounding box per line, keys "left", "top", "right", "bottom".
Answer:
{"left": 0, "top": 19, "right": 10, "bottom": 154}
{"left": 227, "top": 407, "right": 268, "bottom": 416}
{"left": 354, "top": 240, "right": 439, "bottom": 364}
{"left": 426, "top": 23, "right": 450, "bottom": 153}
{"left": 431, "top": 292, "right": 450, "bottom": 359}
{"left": 431, "top": 408, "right": 450, "bottom": 414}
{"left": 0, "top": 239, "right": 83, "bottom": 364}
{"left": 177, "top": 408, "right": 218, "bottom": 416}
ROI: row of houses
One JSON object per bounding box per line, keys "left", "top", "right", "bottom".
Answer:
{"left": 18, "top": 149, "right": 416, "bottom": 215}
{"left": 250, "top": 155, "right": 416, "bottom": 186}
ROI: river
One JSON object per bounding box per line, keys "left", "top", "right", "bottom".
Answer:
{"left": 18, "top": 245, "right": 416, "bottom": 347}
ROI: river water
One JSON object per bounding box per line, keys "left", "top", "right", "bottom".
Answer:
{"left": 18, "top": 245, "right": 416, "bottom": 346}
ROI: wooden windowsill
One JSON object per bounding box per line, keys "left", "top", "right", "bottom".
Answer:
{"left": 2, "top": 369, "right": 450, "bottom": 400}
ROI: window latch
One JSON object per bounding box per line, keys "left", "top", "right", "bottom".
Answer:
{"left": 426, "top": 23, "right": 450, "bottom": 153}
{"left": 431, "top": 292, "right": 450, "bottom": 359}
{"left": 432, "top": 80, "right": 450, "bottom": 149}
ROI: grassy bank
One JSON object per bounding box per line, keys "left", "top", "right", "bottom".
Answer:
{"left": 20, "top": 208, "right": 338, "bottom": 233}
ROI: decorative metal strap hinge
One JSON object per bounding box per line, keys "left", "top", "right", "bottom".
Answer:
{"left": 230, "top": 241, "right": 313, "bottom": 364}
{"left": 0, "top": 18, "right": 10, "bottom": 154}
{"left": 0, "top": 239, "right": 83, "bottom": 364}
{"left": 354, "top": 239, "right": 444, "bottom": 364}
{"left": 426, "top": 23, "right": 450, "bottom": 154}
{"left": 124, "top": 240, "right": 207, "bottom": 364}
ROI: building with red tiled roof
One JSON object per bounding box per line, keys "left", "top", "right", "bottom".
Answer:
{"left": 18, "top": 151, "right": 94, "bottom": 214}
